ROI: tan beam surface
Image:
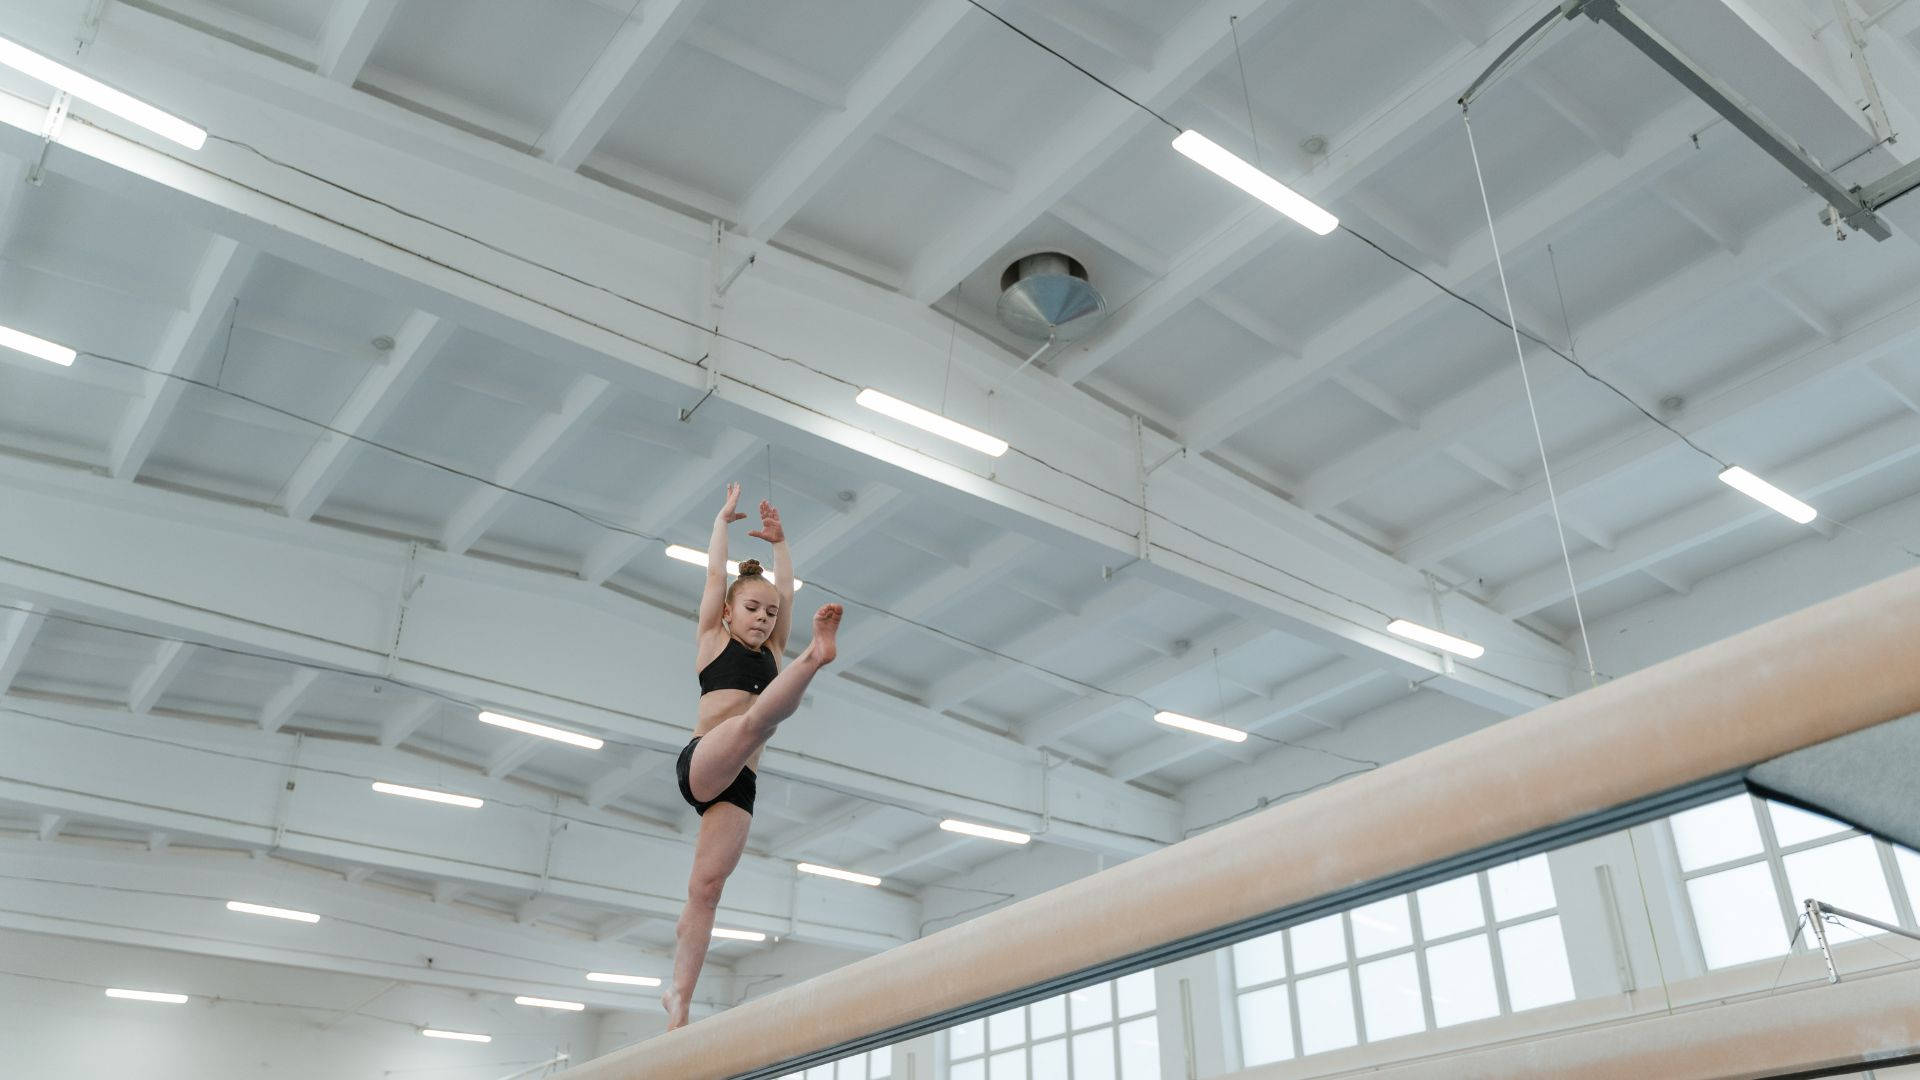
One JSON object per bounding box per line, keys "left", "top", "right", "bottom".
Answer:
{"left": 558, "top": 566, "right": 1920, "bottom": 1080}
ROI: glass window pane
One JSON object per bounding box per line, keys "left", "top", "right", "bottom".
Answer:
{"left": 1488, "top": 855, "right": 1556, "bottom": 922}
{"left": 951, "top": 1019, "right": 985, "bottom": 1060}
{"left": 1236, "top": 984, "right": 1294, "bottom": 1066}
{"left": 1671, "top": 795, "right": 1764, "bottom": 871}
{"left": 1767, "top": 801, "right": 1851, "bottom": 847}
{"left": 808, "top": 1067, "right": 834, "bottom": 1080}
{"left": 1295, "top": 970, "right": 1359, "bottom": 1056}
{"left": 1233, "top": 930, "right": 1288, "bottom": 988}
{"left": 1119, "top": 1017, "right": 1159, "bottom": 1080}
{"left": 1072, "top": 1030, "right": 1116, "bottom": 1080}
{"left": 1290, "top": 913, "right": 1347, "bottom": 972}
{"left": 1358, "top": 953, "right": 1425, "bottom": 1041}
{"left": 1499, "top": 916, "right": 1575, "bottom": 1011}
{"left": 1070, "top": 982, "right": 1113, "bottom": 1029}
{"left": 1896, "top": 846, "right": 1920, "bottom": 923}
{"left": 1417, "top": 875, "right": 1486, "bottom": 939}
{"left": 1688, "top": 862, "right": 1790, "bottom": 969}
{"left": 869, "top": 1047, "right": 892, "bottom": 1079}
{"left": 952, "top": 1063, "right": 984, "bottom": 1080}
{"left": 1031, "top": 1039, "right": 1067, "bottom": 1080}
{"left": 1783, "top": 835, "right": 1897, "bottom": 926}
{"left": 989, "top": 1049, "right": 1026, "bottom": 1080}
{"left": 1030, "top": 994, "right": 1067, "bottom": 1040}
{"left": 989, "top": 1008, "right": 1026, "bottom": 1050}
{"left": 1116, "top": 970, "right": 1156, "bottom": 1017}
{"left": 1425, "top": 934, "right": 1500, "bottom": 1027}
{"left": 1029, "top": 991, "right": 1075, "bottom": 1037}
{"left": 1352, "top": 895, "right": 1413, "bottom": 957}
{"left": 837, "top": 1054, "right": 866, "bottom": 1080}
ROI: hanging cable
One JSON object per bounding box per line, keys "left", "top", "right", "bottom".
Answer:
{"left": 1462, "top": 106, "right": 1600, "bottom": 688}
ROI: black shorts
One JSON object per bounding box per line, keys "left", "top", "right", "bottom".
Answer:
{"left": 675, "top": 737, "right": 756, "bottom": 816}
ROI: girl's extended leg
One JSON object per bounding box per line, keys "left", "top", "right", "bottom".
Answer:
{"left": 685, "top": 604, "right": 840, "bottom": 802}
{"left": 663, "top": 802, "right": 752, "bottom": 1030}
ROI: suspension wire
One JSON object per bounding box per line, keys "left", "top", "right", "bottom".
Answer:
{"left": 1461, "top": 106, "right": 1599, "bottom": 689}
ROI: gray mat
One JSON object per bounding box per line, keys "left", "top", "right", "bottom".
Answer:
{"left": 1747, "top": 711, "right": 1920, "bottom": 853}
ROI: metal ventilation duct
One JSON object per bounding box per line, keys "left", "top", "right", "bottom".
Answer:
{"left": 995, "top": 252, "right": 1106, "bottom": 342}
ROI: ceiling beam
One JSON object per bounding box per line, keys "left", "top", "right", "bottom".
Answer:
{"left": 486, "top": 734, "right": 546, "bottom": 779}
{"left": 830, "top": 533, "right": 1032, "bottom": 671}
{"left": 0, "top": 603, "right": 46, "bottom": 693}
{"left": 581, "top": 431, "right": 763, "bottom": 586}
{"left": 1045, "top": 4, "right": 1553, "bottom": 386}
{"left": 905, "top": 0, "right": 1310, "bottom": 303}
{"left": 1413, "top": 0, "right": 1493, "bottom": 44}
{"left": 108, "top": 237, "right": 260, "bottom": 481}
{"left": 735, "top": 1, "right": 977, "bottom": 241}
{"left": 1493, "top": 411, "right": 1920, "bottom": 616}
{"left": 1020, "top": 621, "right": 1271, "bottom": 751}
{"left": 1108, "top": 658, "right": 1382, "bottom": 781}
{"left": 584, "top": 749, "right": 676, "bottom": 810}
{"left": 0, "top": 838, "right": 703, "bottom": 1008}
{"left": 856, "top": 828, "right": 970, "bottom": 879}
{"left": 1394, "top": 208, "right": 1882, "bottom": 569}
{"left": 920, "top": 576, "right": 1152, "bottom": 713}
{"left": 35, "top": 813, "right": 64, "bottom": 842}
{"left": 0, "top": 154, "right": 30, "bottom": 256}
{"left": 258, "top": 669, "right": 323, "bottom": 734}
{"left": 283, "top": 311, "right": 454, "bottom": 522}
{"left": 442, "top": 374, "right": 616, "bottom": 555}
{"left": 0, "top": 452, "right": 1181, "bottom": 853}
{"left": 537, "top": 0, "right": 714, "bottom": 171}
{"left": 128, "top": 640, "right": 195, "bottom": 716}
{"left": 316, "top": 0, "right": 400, "bottom": 84}
{"left": 1175, "top": 99, "right": 1708, "bottom": 454}
{"left": 2, "top": 697, "right": 917, "bottom": 951}
{"left": 378, "top": 697, "right": 440, "bottom": 748}
{"left": 0, "top": 4, "right": 1562, "bottom": 710}
{"left": 1516, "top": 67, "right": 1627, "bottom": 157}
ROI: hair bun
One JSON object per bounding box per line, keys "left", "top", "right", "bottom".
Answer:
{"left": 735, "top": 558, "right": 765, "bottom": 579}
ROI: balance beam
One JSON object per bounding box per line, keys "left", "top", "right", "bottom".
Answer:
{"left": 559, "top": 564, "right": 1920, "bottom": 1080}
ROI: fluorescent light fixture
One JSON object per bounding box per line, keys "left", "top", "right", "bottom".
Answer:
{"left": 477, "top": 710, "right": 603, "bottom": 750}
{"left": 1152, "top": 710, "right": 1250, "bottom": 743}
{"left": 514, "top": 996, "right": 585, "bottom": 1011}
{"left": 0, "top": 323, "right": 76, "bottom": 366}
{"left": 1719, "top": 465, "right": 1818, "bottom": 524}
{"left": 663, "top": 544, "right": 803, "bottom": 590}
{"left": 585, "top": 972, "right": 662, "bottom": 987}
{"left": 371, "top": 781, "right": 483, "bottom": 809}
{"left": 422, "top": 1029, "right": 491, "bottom": 1043}
{"left": 1171, "top": 130, "right": 1338, "bottom": 236}
{"left": 938, "top": 818, "right": 1033, "bottom": 845}
{"left": 796, "top": 861, "right": 882, "bottom": 887}
{"left": 855, "top": 388, "right": 1009, "bottom": 457}
{"left": 225, "top": 901, "right": 320, "bottom": 923}
{"left": 0, "top": 36, "right": 206, "bottom": 149}
{"left": 711, "top": 927, "right": 769, "bottom": 942}
{"left": 1386, "top": 619, "right": 1486, "bottom": 660}
{"left": 105, "top": 988, "right": 188, "bottom": 1004}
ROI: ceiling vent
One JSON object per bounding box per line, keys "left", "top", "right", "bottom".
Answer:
{"left": 995, "top": 252, "right": 1106, "bottom": 343}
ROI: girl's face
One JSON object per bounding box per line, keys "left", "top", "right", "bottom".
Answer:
{"left": 727, "top": 581, "right": 779, "bottom": 646}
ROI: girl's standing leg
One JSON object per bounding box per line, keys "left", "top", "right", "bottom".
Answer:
{"left": 663, "top": 802, "right": 752, "bottom": 1030}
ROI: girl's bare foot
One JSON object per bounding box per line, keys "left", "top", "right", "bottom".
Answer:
{"left": 809, "top": 604, "right": 842, "bottom": 665}
{"left": 662, "top": 988, "right": 689, "bottom": 1031}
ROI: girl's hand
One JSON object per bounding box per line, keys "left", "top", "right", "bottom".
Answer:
{"left": 750, "top": 499, "right": 785, "bottom": 544}
{"left": 718, "top": 482, "right": 747, "bottom": 524}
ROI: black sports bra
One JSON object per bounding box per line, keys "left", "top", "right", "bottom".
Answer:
{"left": 698, "top": 635, "right": 779, "bottom": 696}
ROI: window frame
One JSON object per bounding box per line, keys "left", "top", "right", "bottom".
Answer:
{"left": 1229, "top": 861, "right": 1570, "bottom": 1067}
{"left": 945, "top": 973, "right": 1159, "bottom": 1080}
{"left": 1666, "top": 793, "right": 1920, "bottom": 972}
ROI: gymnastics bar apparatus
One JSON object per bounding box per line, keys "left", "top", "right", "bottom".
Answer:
{"left": 556, "top": 565, "right": 1920, "bottom": 1080}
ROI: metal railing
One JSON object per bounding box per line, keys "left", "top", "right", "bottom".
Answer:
{"left": 1801, "top": 898, "right": 1920, "bottom": 983}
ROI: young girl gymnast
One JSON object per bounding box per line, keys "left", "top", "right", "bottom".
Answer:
{"left": 662, "top": 482, "right": 842, "bottom": 1029}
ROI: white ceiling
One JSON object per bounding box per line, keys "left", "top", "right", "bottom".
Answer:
{"left": 4, "top": 0, "right": 1920, "bottom": 1040}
